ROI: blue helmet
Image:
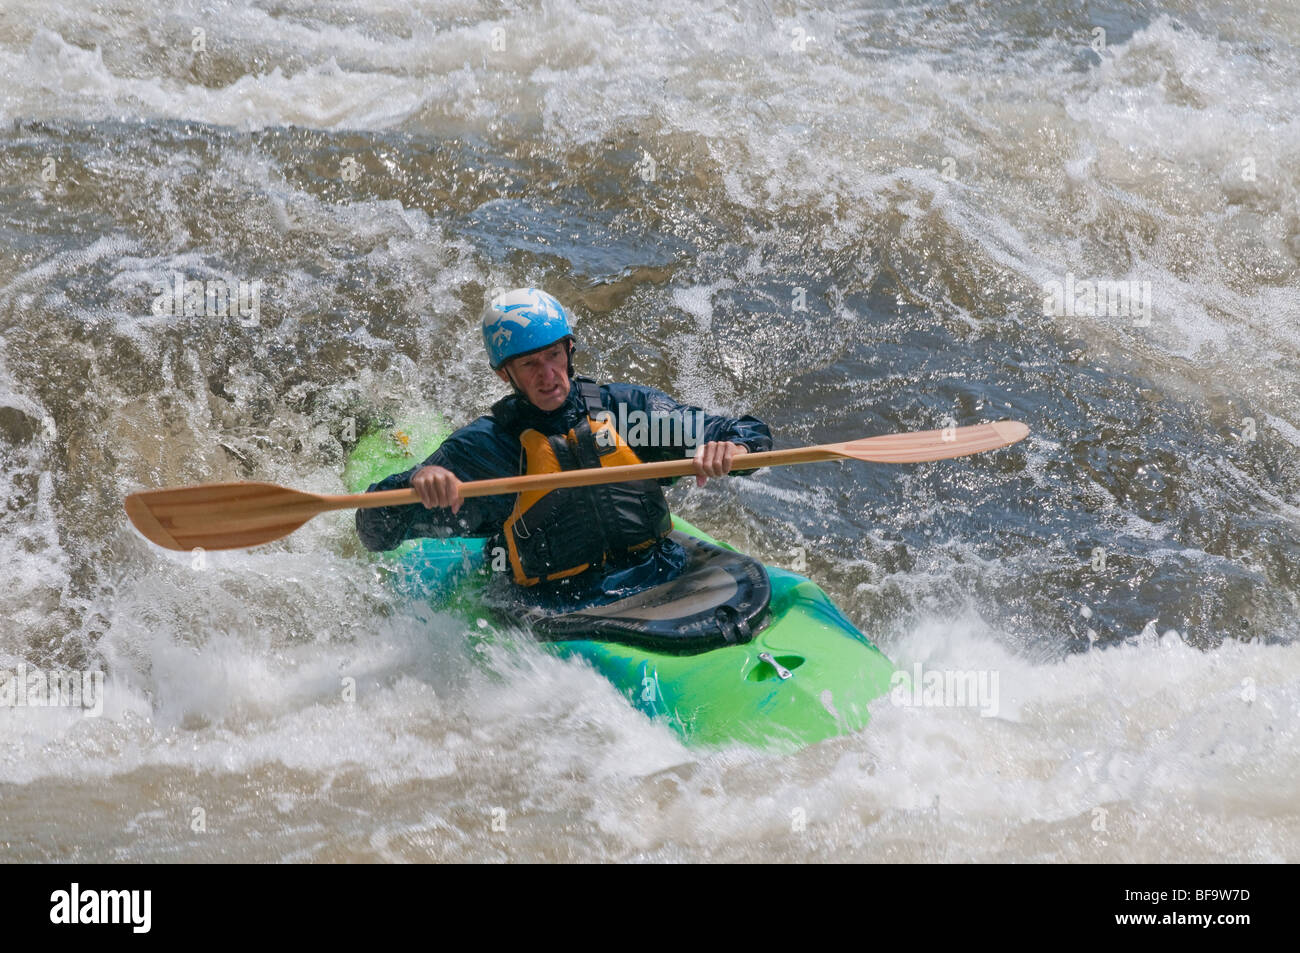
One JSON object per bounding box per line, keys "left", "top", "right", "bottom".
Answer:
{"left": 481, "top": 288, "right": 575, "bottom": 369}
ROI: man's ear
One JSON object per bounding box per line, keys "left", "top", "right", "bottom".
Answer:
{"left": 497, "top": 364, "right": 524, "bottom": 394}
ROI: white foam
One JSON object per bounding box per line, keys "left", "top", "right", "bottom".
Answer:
{"left": 566, "top": 614, "right": 1300, "bottom": 860}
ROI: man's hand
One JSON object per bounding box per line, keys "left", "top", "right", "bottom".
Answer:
{"left": 692, "top": 441, "right": 749, "bottom": 487}
{"left": 411, "top": 465, "right": 463, "bottom": 514}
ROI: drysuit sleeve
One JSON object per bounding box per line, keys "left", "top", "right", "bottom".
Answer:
{"left": 601, "top": 382, "right": 772, "bottom": 475}
{"left": 354, "top": 417, "right": 519, "bottom": 552}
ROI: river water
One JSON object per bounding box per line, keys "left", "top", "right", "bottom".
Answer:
{"left": 2, "top": 0, "right": 1298, "bottom": 861}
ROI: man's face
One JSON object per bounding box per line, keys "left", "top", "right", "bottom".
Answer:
{"left": 497, "top": 340, "right": 570, "bottom": 411}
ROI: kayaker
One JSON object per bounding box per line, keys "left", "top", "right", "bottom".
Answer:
{"left": 355, "top": 288, "right": 772, "bottom": 610}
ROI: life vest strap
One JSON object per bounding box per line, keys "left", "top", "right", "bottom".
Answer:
{"left": 577, "top": 379, "right": 604, "bottom": 417}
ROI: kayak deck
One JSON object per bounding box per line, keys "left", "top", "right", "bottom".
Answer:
{"left": 551, "top": 559, "right": 894, "bottom": 748}
{"left": 491, "top": 531, "right": 771, "bottom": 653}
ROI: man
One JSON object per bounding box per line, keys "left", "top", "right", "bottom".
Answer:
{"left": 356, "top": 288, "right": 772, "bottom": 610}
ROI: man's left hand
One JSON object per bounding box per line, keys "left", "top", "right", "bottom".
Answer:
{"left": 692, "top": 441, "right": 749, "bottom": 487}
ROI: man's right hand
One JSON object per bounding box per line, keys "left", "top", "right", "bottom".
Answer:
{"left": 411, "top": 465, "right": 463, "bottom": 514}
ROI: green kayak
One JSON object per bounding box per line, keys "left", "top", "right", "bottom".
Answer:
{"left": 345, "top": 417, "right": 897, "bottom": 750}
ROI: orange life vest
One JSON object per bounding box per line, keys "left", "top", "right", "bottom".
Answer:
{"left": 500, "top": 380, "right": 672, "bottom": 586}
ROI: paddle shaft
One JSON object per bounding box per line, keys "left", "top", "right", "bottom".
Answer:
{"left": 324, "top": 445, "right": 844, "bottom": 511}
{"left": 123, "top": 421, "right": 1029, "bottom": 551}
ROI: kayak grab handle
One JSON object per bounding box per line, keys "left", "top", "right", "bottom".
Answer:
{"left": 757, "top": 652, "right": 795, "bottom": 680}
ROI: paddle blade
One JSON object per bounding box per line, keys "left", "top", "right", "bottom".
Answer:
{"left": 830, "top": 420, "right": 1029, "bottom": 463}
{"left": 124, "top": 481, "right": 327, "bottom": 552}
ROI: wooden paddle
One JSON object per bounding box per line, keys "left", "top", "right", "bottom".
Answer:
{"left": 124, "top": 420, "right": 1029, "bottom": 552}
